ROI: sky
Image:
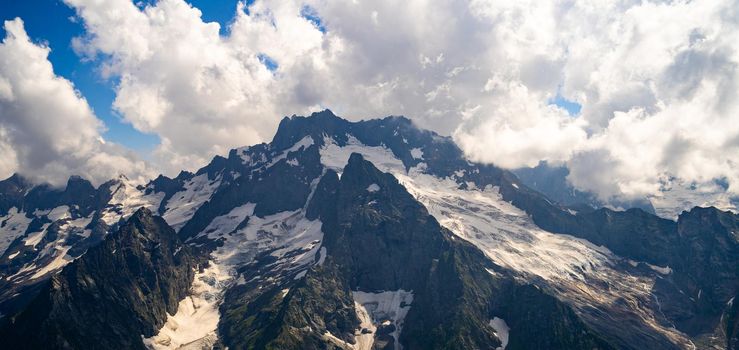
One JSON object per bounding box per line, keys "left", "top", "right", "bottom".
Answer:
{"left": 0, "top": 0, "right": 738, "bottom": 208}
{"left": 0, "top": 0, "right": 239, "bottom": 153}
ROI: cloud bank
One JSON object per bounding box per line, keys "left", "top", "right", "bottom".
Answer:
{"left": 0, "top": 18, "right": 151, "bottom": 186}
{"left": 5, "top": 0, "right": 739, "bottom": 207}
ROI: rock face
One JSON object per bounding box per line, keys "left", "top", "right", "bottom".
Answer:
{"left": 0, "top": 110, "right": 736, "bottom": 349}
{"left": 0, "top": 166, "right": 216, "bottom": 318}
{"left": 0, "top": 208, "right": 195, "bottom": 349}
{"left": 534, "top": 206, "right": 679, "bottom": 266}
{"left": 219, "top": 154, "right": 613, "bottom": 350}
{"left": 0, "top": 175, "right": 117, "bottom": 317}
{"left": 0, "top": 174, "right": 31, "bottom": 216}
{"left": 670, "top": 207, "right": 739, "bottom": 348}
{"left": 524, "top": 193, "right": 739, "bottom": 347}
{"left": 675, "top": 207, "right": 739, "bottom": 310}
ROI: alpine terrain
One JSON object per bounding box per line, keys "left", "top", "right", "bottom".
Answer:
{"left": 0, "top": 110, "right": 736, "bottom": 350}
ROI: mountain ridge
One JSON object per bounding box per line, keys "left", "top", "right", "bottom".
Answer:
{"left": 0, "top": 208, "right": 196, "bottom": 349}
{"left": 0, "top": 109, "right": 736, "bottom": 349}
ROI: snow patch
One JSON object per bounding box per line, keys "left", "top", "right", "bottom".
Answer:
{"left": 8, "top": 263, "right": 38, "bottom": 281}
{"left": 47, "top": 205, "right": 71, "bottom": 222}
{"left": 144, "top": 263, "right": 231, "bottom": 349}
{"left": 235, "top": 274, "right": 246, "bottom": 285}
{"left": 352, "top": 290, "right": 414, "bottom": 350}
{"left": 649, "top": 264, "right": 672, "bottom": 275}
{"left": 23, "top": 230, "right": 46, "bottom": 248}
{"left": 198, "top": 203, "right": 255, "bottom": 240}
{"left": 410, "top": 148, "right": 423, "bottom": 160}
{"left": 322, "top": 331, "right": 354, "bottom": 349}
{"left": 266, "top": 136, "right": 314, "bottom": 168}
{"left": 293, "top": 270, "right": 307, "bottom": 280}
{"left": 353, "top": 300, "right": 375, "bottom": 350}
{"left": 235, "top": 147, "right": 252, "bottom": 164}
{"left": 317, "top": 247, "right": 327, "bottom": 266}
{"left": 319, "top": 136, "right": 404, "bottom": 174}
{"left": 291, "top": 135, "right": 315, "bottom": 150}
{"left": 162, "top": 174, "right": 221, "bottom": 231}
{"left": 29, "top": 246, "right": 73, "bottom": 280}
{"left": 489, "top": 317, "right": 510, "bottom": 350}
{"left": 366, "top": 183, "right": 380, "bottom": 192}
{"left": 0, "top": 208, "right": 32, "bottom": 255}
{"left": 101, "top": 179, "right": 162, "bottom": 225}
{"left": 626, "top": 259, "right": 672, "bottom": 275}
{"left": 395, "top": 167, "right": 691, "bottom": 345}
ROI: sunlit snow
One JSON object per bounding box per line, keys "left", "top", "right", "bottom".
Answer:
{"left": 489, "top": 317, "right": 510, "bottom": 350}
{"left": 352, "top": 290, "right": 414, "bottom": 350}
{"left": 144, "top": 263, "right": 230, "bottom": 350}
{"left": 319, "top": 134, "right": 694, "bottom": 348}
{"left": 162, "top": 174, "right": 221, "bottom": 231}
{"left": 410, "top": 148, "right": 423, "bottom": 160}
{"left": 0, "top": 208, "right": 31, "bottom": 255}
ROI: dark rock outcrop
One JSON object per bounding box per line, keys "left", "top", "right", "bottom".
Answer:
{"left": 0, "top": 174, "right": 31, "bottom": 216}
{"left": 220, "top": 257, "right": 358, "bottom": 349}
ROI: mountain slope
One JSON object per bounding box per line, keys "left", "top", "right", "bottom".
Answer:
{"left": 0, "top": 169, "right": 219, "bottom": 317}
{"left": 0, "top": 110, "right": 736, "bottom": 349}
{"left": 0, "top": 208, "right": 195, "bottom": 349}
{"left": 216, "top": 153, "right": 613, "bottom": 349}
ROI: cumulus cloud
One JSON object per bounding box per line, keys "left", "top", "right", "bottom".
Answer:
{"left": 65, "top": 0, "right": 326, "bottom": 175}
{"left": 62, "top": 0, "right": 739, "bottom": 206}
{"left": 0, "top": 18, "right": 152, "bottom": 186}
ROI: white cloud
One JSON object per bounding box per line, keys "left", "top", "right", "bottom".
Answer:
{"left": 62, "top": 0, "right": 739, "bottom": 206}
{"left": 0, "top": 18, "right": 152, "bottom": 186}
{"left": 64, "top": 0, "right": 327, "bottom": 175}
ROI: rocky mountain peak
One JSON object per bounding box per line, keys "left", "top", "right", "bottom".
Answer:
{"left": 271, "top": 109, "right": 346, "bottom": 150}
{"left": 0, "top": 173, "right": 30, "bottom": 215}
{"left": 339, "top": 152, "right": 385, "bottom": 189}
{"left": 0, "top": 112, "right": 737, "bottom": 349}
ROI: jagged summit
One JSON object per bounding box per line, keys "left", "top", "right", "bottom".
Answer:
{"left": 342, "top": 152, "right": 378, "bottom": 180}
{"left": 271, "top": 109, "right": 349, "bottom": 150}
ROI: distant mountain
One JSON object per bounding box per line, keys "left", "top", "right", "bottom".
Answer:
{"left": 513, "top": 161, "right": 656, "bottom": 214}
{"left": 513, "top": 161, "right": 739, "bottom": 220}
{"left": 0, "top": 110, "right": 736, "bottom": 349}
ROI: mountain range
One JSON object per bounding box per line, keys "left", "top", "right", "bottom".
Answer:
{"left": 0, "top": 110, "right": 736, "bottom": 349}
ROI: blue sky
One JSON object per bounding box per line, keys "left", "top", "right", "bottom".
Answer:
{"left": 550, "top": 93, "right": 581, "bottom": 116}
{"left": 0, "top": 0, "right": 240, "bottom": 154}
